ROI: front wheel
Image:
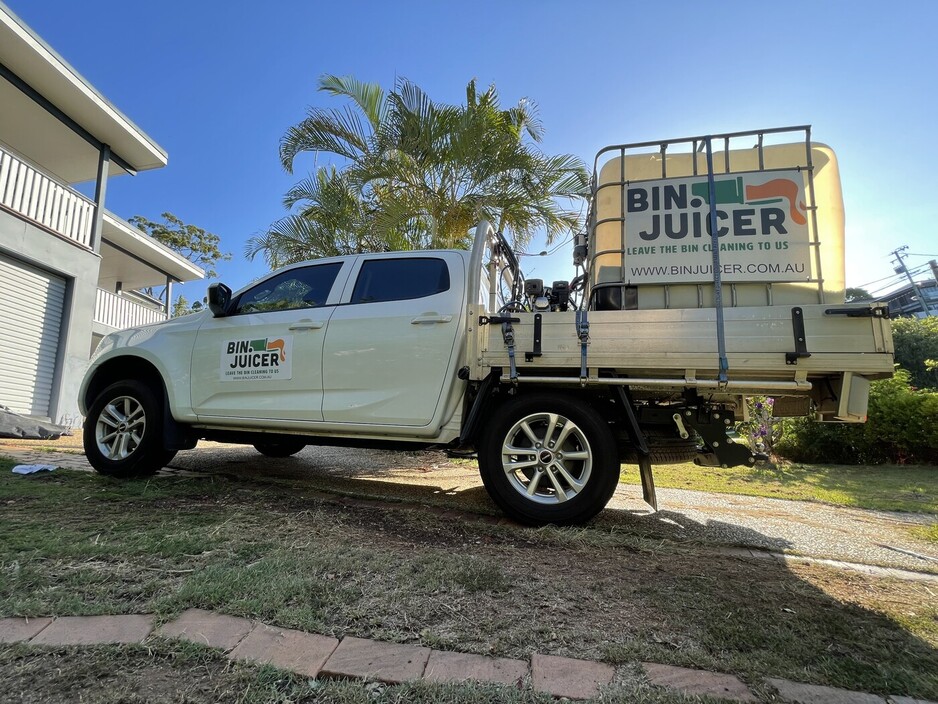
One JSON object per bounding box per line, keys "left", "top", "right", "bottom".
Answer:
{"left": 478, "top": 393, "right": 620, "bottom": 526}
{"left": 83, "top": 380, "right": 175, "bottom": 477}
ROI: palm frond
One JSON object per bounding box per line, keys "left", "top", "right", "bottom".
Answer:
{"left": 279, "top": 106, "right": 375, "bottom": 171}
{"left": 268, "top": 72, "right": 590, "bottom": 262}
{"left": 318, "top": 74, "right": 387, "bottom": 130}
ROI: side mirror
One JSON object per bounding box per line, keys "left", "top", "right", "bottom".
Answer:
{"left": 207, "top": 282, "right": 232, "bottom": 317}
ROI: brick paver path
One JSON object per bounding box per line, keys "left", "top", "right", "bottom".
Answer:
{"left": 29, "top": 615, "right": 153, "bottom": 646}
{"left": 321, "top": 636, "right": 431, "bottom": 683}
{"left": 2, "top": 610, "right": 936, "bottom": 703}
{"left": 155, "top": 608, "right": 253, "bottom": 650}
{"left": 0, "top": 617, "right": 52, "bottom": 643}
{"left": 230, "top": 624, "right": 338, "bottom": 677}
{"left": 424, "top": 650, "right": 527, "bottom": 685}
{"left": 767, "top": 677, "right": 888, "bottom": 704}
{"left": 644, "top": 662, "right": 756, "bottom": 702}
{"left": 531, "top": 653, "right": 616, "bottom": 700}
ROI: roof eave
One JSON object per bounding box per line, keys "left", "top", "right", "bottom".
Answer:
{"left": 0, "top": 2, "right": 167, "bottom": 172}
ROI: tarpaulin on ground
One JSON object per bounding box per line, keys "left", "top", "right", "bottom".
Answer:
{"left": 0, "top": 406, "right": 68, "bottom": 439}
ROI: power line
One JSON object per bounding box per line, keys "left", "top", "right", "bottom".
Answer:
{"left": 856, "top": 271, "right": 906, "bottom": 289}
{"left": 868, "top": 279, "right": 907, "bottom": 296}
{"left": 889, "top": 246, "right": 933, "bottom": 316}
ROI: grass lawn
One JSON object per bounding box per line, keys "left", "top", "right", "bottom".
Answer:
{"left": 1, "top": 456, "right": 937, "bottom": 700}
{"left": 620, "top": 461, "right": 938, "bottom": 514}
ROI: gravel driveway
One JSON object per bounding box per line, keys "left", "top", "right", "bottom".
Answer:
{"left": 162, "top": 443, "right": 938, "bottom": 574}
{"left": 4, "top": 439, "right": 936, "bottom": 574}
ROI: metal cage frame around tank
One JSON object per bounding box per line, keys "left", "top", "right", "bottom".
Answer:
{"left": 584, "top": 125, "right": 825, "bottom": 306}
{"left": 584, "top": 125, "right": 825, "bottom": 381}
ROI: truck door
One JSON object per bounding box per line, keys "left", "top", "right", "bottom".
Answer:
{"left": 321, "top": 253, "right": 464, "bottom": 427}
{"left": 190, "top": 260, "right": 348, "bottom": 422}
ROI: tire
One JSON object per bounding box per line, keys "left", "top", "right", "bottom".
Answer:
{"left": 478, "top": 393, "right": 620, "bottom": 526}
{"left": 83, "top": 380, "right": 174, "bottom": 477}
{"left": 253, "top": 440, "right": 307, "bottom": 458}
{"left": 621, "top": 426, "right": 699, "bottom": 465}
{"left": 647, "top": 438, "right": 699, "bottom": 464}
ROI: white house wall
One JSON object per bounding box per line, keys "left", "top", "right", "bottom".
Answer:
{"left": 0, "top": 206, "right": 100, "bottom": 425}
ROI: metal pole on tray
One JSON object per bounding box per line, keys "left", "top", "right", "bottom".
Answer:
{"left": 704, "top": 136, "right": 730, "bottom": 383}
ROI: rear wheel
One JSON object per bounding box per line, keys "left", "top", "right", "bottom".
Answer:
{"left": 478, "top": 394, "right": 620, "bottom": 526}
{"left": 253, "top": 440, "right": 307, "bottom": 458}
{"left": 83, "top": 380, "right": 175, "bottom": 477}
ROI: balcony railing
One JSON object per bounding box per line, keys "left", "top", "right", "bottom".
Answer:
{"left": 0, "top": 145, "right": 95, "bottom": 248}
{"left": 94, "top": 288, "right": 167, "bottom": 330}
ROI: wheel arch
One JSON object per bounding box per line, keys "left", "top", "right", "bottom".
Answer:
{"left": 81, "top": 354, "right": 198, "bottom": 451}
{"left": 470, "top": 385, "right": 618, "bottom": 444}
{"left": 82, "top": 355, "right": 166, "bottom": 414}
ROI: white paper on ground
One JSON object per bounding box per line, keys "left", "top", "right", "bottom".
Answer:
{"left": 12, "top": 464, "right": 57, "bottom": 474}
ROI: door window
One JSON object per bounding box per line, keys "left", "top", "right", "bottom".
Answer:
{"left": 234, "top": 263, "right": 342, "bottom": 315}
{"left": 350, "top": 258, "right": 450, "bottom": 304}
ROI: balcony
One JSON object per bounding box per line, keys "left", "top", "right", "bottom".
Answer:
{"left": 93, "top": 288, "right": 167, "bottom": 331}
{"left": 0, "top": 144, "right": 95, "bottom": 248}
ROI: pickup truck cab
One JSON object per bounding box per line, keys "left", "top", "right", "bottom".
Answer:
{"left": 81, "top": 249, "right": 472, "bottom": 447}
{"left": 79, "top": 127, "right": 895, "bottom": 526}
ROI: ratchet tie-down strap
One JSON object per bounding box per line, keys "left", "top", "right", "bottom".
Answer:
{"left": 575, "top": 310, "right": 590, "bottom": 381}
{"left": 501, "top": 320, "right": 518, "bottom": 382}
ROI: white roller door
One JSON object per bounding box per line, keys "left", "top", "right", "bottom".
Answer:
{"left": 0, "top": 253, "right": 66, "bottom": 417}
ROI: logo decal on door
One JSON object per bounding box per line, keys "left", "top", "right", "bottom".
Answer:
{"left": 220, "top": 336, "right": 293, "bottom": 381}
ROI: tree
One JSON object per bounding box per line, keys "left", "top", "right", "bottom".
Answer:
{"left": 172, "top": 294, "right": 190, "bottom": 317}
{"left": 245, "top": 168, "right": 382, "bottom": 269}
{"left": 246, "top": 75, "right": 589, "bottom": 267}
{"left": 891, "top": 316, "right": 938, "bottom": 390}
{"left": 845, "top": 287, "right": 873, "bottom": 302}
{"left": 171, "top": 294, "right": 204, "bottom": 317}
{"left": 130, "top": 212, "right": 230, "bottom": 279}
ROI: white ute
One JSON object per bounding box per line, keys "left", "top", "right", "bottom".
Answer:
{"left": 79, "top": 127, "right": 895, "bottom": 525}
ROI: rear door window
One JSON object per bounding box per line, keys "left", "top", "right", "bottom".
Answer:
{"left": 350, "top": 258, "right": 450, "bottom": 304}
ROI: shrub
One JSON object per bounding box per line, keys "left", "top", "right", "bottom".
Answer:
{"left": 775, "top": 368, "right": 938, "bottom": 465}
{"left": 891, "top": 316, "right": 938, "bottom": 390}
{"left": 737, "top": 396, "right": 783, "bottom": 454}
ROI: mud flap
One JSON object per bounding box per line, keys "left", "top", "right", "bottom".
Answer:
{"left": 638, "top": 456, "right": 657, "bottom": 511}
{"left": 613, "top": 383, "right": 658, "bottom": 511}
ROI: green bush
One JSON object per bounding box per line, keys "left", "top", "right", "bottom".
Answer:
{"left": 776, "top": 368, "right": 938, "bottom": 464}
{"left": 891, "top": 316, "right": 938, "bottom": 390}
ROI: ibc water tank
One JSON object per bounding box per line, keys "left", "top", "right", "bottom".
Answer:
{"left": 589, "top": 142, "right": 845, "bottom": 309}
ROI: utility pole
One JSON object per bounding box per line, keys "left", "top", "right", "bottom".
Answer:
{"left": 890, "top": 246, "right": 932, "bottom": 317}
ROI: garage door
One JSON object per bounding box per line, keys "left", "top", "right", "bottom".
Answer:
{"left": 0, "top": 253, "right": 66, "bottom": 417}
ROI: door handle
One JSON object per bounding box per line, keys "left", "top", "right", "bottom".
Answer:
{"left": 288, "top": 320, "right": 325, "bottom": 330}
{"left": 411, "top": 314, "right": 453, "bottom": 324}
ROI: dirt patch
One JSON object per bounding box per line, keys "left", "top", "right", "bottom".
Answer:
{"left": 0, "top": 434, "right": 84, "bottom": 451}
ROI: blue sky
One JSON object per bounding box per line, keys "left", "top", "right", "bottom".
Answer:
{"left": 12, "top": 0, "right": 938, "bottom": 300}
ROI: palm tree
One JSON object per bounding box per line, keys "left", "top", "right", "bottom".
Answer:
{"left": 247, "top": 75, "right": 589, "bottom": 266}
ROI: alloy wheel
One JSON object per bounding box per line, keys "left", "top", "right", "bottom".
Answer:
{"left": 95, "top": 395, "right": 146, "bottom": 461}
{"left": 500, "top": 411, "right": 593, "bottom": 504}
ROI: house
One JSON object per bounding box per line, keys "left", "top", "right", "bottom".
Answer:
{"left": 877, "top": 279, "right": 938, "bottom": 319}
{"left": 0, "top": 2, "right": 204, "bottom": 426}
